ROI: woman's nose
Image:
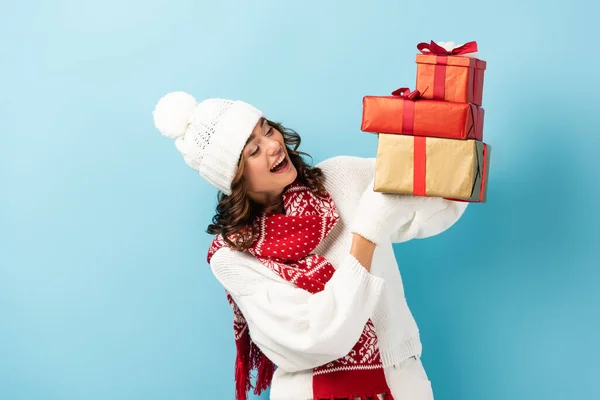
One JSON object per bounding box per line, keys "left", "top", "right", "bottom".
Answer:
{"left": 265, "top": 137, "right": 281, "bottom": 155}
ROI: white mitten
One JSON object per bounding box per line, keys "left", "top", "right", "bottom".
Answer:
{"left": 350, "top": 178, "right": 437, "bottom": 246}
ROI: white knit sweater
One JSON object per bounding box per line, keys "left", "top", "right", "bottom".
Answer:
{"left": 209, "top": 156, "right": 469, "bottom": 400}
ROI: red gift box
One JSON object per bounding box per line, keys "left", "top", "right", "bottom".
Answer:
{"left": 415, "top": 40, "right": 487, "bottom": 106}
{"left": 361, "top": 88, "right": 484, "bottom": 141}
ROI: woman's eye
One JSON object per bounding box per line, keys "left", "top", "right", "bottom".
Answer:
{"left": 251, "top": 147, "right": 259, "bottom": 157}
{"left": 265, "top": 127, "right": 273, "bottom": 136}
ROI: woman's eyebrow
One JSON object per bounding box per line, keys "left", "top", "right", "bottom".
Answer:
{"left": 245, "top": 118, "right": 267, "bottom": 145}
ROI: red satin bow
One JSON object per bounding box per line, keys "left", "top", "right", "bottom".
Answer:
{"left": 417, "top": 40, "right": 478, "bottom": 56}
{"left": 391, "top": 87, "right": 421, "bottom": 100}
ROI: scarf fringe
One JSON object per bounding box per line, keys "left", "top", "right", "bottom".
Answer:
{"left": 254, "top": 352, "right": 275, "bottom": 394}
{"left": 234, "top": 329, "right": 251, "bottom": 400}
{"left": 234, "top": 329, "right": 275, "bottom": 400}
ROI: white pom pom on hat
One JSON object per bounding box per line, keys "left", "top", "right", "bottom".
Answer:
{"left": 153, "top": 91, "right": 198, "bottom": 139}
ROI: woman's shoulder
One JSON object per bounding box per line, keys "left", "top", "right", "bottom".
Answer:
{"left": 315, "top": 155, "right": 375, "bottom": 174}
{"left": 315, "top": 155, "right": 375, "bottom": 197}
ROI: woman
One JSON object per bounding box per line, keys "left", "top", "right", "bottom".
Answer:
{"left": 153, "top": 92, "right": 468, "bottom": 400}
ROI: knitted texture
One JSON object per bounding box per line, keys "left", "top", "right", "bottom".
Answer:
{"left": 350, "top": 177, "right": 457, "bottom": 246}
{"left": 207, "top": 181, "right": 392, "bottom": 400}
{"left": 153, "top": 92, "right": 263, "bottom": 195}
{"left": 209, "top": 156, "right": 469, "bottom": 399}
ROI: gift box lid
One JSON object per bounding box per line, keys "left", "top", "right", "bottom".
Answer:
{"left": 416, "top": 54, "right": 487, "bottom": 70}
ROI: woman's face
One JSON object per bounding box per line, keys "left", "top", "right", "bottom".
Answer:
{"left": 240, "top": 118, "right": 298, "bottom": 205}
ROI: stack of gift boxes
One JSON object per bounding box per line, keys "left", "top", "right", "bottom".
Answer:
{"left": 361, "top": 40, "right": 491, "bottom": 202}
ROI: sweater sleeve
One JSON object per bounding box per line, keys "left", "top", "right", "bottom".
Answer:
{"left": 389, "top": 197, "right": 469, "bottom": 242}
{"left": 209, "top": 248, "right": 385, "bottom": 373}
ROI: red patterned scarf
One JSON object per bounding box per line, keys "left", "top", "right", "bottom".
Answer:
{"left": 207, "top": 181, "right": 393, "bottom": 400}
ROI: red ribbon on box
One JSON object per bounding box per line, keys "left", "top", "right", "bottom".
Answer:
{"left": 413, "top": 136, "right": 427, "bottom": 196}
{"left": 416, "top": 40, "right": 479, "bottom": 102}
{"left": 480, "top": 144, "right": 487, "bottom": 202}
{"left": 391, "top": 87, "right": 422, "bottom": 100}
{"left": 390, "top": 87, "right": 420, "bottom": 135}
{"left": 390, "top": 88, "right": 427, "bottom": 196}
{"left": 416, "top": 40, "right": 478, "bottom": 56}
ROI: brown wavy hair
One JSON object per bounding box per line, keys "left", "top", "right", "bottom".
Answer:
{"left": 206, "top": 120, "right": 326, "bottom": 251}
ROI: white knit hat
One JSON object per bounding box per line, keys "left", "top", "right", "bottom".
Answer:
{"left": 153, "top": 91, "right": 264, "bottom": 195}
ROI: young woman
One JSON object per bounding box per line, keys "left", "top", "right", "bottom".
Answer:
{"left": 153, "top": 92, "right": 468, "bottom": 400}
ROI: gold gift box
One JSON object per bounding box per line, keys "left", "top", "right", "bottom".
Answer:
{"left": 374, "top": 133, "right": 491, "bottom": 202}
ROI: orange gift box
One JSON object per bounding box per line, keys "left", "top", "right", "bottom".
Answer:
{"left": 415, "top": 40, "right": 486, "bottom": 106}
{"left": 374, "top": 134, "right": 491, "bottom": 202}
{"left": 361, "top": 90, "right": 484, "bottom": 141}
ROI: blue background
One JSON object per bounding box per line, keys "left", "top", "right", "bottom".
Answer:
{"left": 1, "top": 0, "right": 599, "bottom": 399}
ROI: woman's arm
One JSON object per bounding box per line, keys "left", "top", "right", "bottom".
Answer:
{"left": 210, "top": 247, "right": 385, "bottom": 373}
{"left": 350, "top": 233, "right": 376, "bottom": 271}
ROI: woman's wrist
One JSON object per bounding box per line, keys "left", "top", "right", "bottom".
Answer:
{"left": 349, "top": 233, "right": 376, "bottom": 271}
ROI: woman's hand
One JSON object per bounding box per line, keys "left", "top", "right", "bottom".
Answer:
{"left": 350, "top": 178, "right": 427, "bottom": 246}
